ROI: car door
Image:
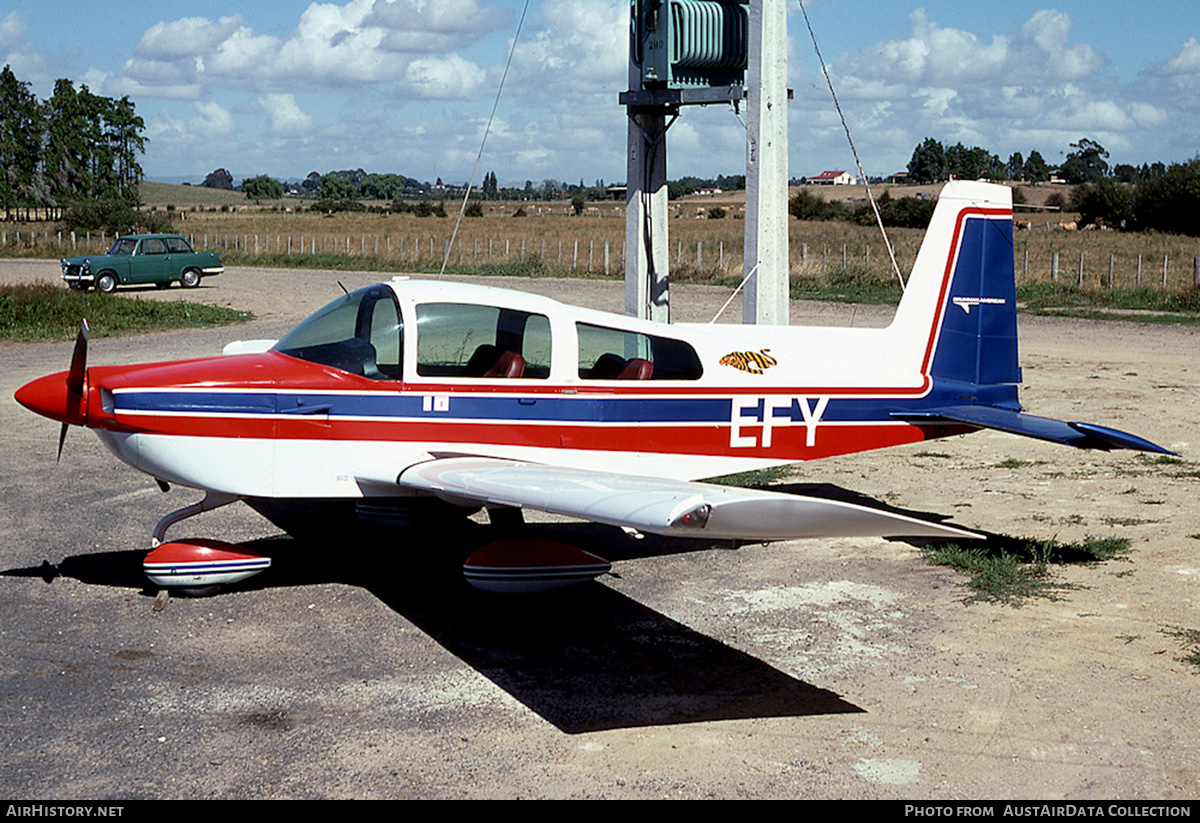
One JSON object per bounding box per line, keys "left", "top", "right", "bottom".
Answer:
{"left": 131, "top": 237, "right": 169, "bottom": 284}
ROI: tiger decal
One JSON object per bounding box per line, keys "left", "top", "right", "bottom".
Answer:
{"left": 719, "top": 349, "right": 777, "bottom": 374}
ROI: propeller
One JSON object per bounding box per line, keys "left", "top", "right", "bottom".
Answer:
{"left": 57, "top": 319, "right": 89, "bottom": 462}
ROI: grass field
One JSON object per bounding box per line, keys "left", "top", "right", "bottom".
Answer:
{"left": 4, "top": 180, "right": 1198, "bottom": 302}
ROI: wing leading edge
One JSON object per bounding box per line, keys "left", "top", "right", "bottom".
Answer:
{"left": 360, "top": 456, "right": 980, "bottom": 542}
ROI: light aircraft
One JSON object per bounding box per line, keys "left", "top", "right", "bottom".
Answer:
{"left": 15, "top": 181, "right": 1171, "bottom": 595}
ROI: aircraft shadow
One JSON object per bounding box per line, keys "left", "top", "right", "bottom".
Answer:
{"left": 3, "top": 522, "right": 862, "bottom": 734}
{"left": 2, "top": 482, "right": 983, "bottom": 733}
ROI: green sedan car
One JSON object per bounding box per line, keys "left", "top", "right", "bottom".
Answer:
{"left": 61, "top": 234, "right": 224, "bottom": 293}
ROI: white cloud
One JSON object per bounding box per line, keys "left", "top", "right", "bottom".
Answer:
{"left": 398, "top": 53, "right": 485, "bottom": 99}
{"left": 259, "top": 94, "right": 314, "bottom": 135}
{"left": 206, "top": 26, "right": 284, "bottom": 79}
{"left": 0, "top": 10, "right": 51, "bottom": 81}
{"left": 514, "top": 0, "right": 627, "bottom": 100}
{"left": 188, "top": 100, "right": 236, "bottom": 138}
{"left": 0, "top": 9, "right": 26, "bottom": 48}
{"left": 1161, "top": 37, "right": 1200, "bottom": 75}
{"left": 135, "top": 15, "right": 247, "bottom": 61}
{"left": 368, "top": 0, "right": 510, "bottom": 53}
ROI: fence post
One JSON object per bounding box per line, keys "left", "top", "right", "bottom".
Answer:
{"left": 1078, "top": 252, "right": 1084, "bottom": 286}
{"left": 1108, "top": 254, "right": 1114, "bottom": 288}
{"left": 1163, "top": 255, "right": 1168, "bottom": 287}
{"left": 1051, "top": 251, "right": 1059, "bottom": 282}
{"left": 1193, "top": 257, "right": 1199, "bottom": 289}
{"left": 1137, "top": 255, "right": 1142, "bottom": 286}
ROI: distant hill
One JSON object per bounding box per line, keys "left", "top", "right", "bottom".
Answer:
{"left": 140, "top": 180, "right": 248, "bottom": 208}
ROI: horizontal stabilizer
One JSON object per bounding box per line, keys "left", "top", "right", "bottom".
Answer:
{"left": 893, "top": 406, "right": 1174, "bottom": 454}
{"left": 385, "top": 457, "right": 980, "bottom": 542}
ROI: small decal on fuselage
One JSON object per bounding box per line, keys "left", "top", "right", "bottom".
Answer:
{"left": 720, "top": 349, "right": 777, "bottom": 374}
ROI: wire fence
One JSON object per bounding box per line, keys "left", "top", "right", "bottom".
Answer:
{"left": 4, "top": 227, "right": 1199, "bottom": 291}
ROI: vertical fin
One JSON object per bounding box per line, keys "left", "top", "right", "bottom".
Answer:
{"left": 891, "top": 181, "right": 1019, "bottom": 392}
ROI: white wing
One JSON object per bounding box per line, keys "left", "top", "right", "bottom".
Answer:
{"left": 360, "top": 457, "right": 979, "bottom": 542}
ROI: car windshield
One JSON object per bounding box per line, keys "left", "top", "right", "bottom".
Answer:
{"left": 106, "top": 239, "right": 137, "bottom": 256}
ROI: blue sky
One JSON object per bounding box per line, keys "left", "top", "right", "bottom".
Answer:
{"left": 3, "top": 1, "right": 1197, "bottom": 186}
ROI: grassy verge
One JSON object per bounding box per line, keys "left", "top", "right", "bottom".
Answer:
{"left": 1017, "top": 282, "right": 1200, "bottom": 324}
{"left": 0, "top": 283, "right": 252, "bottom": 342}
{"left": 921, "top": 534, "right": 1132, "bottom": 606}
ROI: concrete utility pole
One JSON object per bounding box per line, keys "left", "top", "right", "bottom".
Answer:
{"left": 624, "top": 62, "right": 671, "bottom": 324}
{"left": 743, "top": 0, "right": 789, "bottom": 325}
{"left": 622, "top": 0, "right": 788, "bottom": 325}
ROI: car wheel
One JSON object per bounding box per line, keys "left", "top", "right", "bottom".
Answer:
{"left": 180, "top": 268, "right": 201, "bottom": 288}
{"left": 96, "top": 273, "right": 117, "bottom": 294}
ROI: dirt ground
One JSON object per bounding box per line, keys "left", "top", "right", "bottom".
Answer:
{"left": 0, "top": 259, "right": 1197, "bottom": 800}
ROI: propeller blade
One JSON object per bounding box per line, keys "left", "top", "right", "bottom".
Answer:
{"left": 56, "top": 422, "right": 69, "bottom": 463}
{"left": 66, "top": 319, "right": 88, "bottom": 395}
{"left": 58, "top": 319, "right": 89, "bottom": 463}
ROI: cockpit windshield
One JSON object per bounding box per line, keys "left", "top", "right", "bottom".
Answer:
{"left": 273, "top": 285, "right": 402, "bottom": 380}
{"left": 107, "top": 238, "right": 137, "bottom": 256}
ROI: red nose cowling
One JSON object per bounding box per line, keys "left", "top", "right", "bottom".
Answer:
{"left": 14, "top": 371, "right": 87, "bottom": 426}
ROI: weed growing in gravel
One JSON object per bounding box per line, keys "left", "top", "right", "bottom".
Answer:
{"left": 921, "top": 534, "right": 1132, "bottom": 606}
{"left": 1161, "top": 626, "right": 1200, "bottom": 671}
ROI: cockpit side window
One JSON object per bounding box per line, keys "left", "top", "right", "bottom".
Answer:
{"left": 415, "top": 303, "right": 551, "bottom": 379}
{"left": 576, "top": 323, "right": 703, "bottom": 380}
{"left": 273, "top": 285, "right": 402, "bottom": 380}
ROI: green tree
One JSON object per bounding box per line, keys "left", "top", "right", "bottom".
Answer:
{"left": 789, "top": 189, "right": 841, "bottom": 220}
{"left": 0, "top": 65, "right": 43, "bottom": 218}
{"left": 1007, "top": 152, "right": 1025, "bottom": 181}
{"left": 241, "top": 174, "right": 284, "bottom": 200}
{"left": 1059, "top": 138, "right": 1109, "bottom": 185}
{"left": 1071, "top": 179, "right": 1135, "bottom": 228}
{"left": 1024, "top": 150, "right": 1050, "bottom": 183}
{"left": 907, "top": 138, "right": 945, "bottom": 183}
{"left": 482, "top": 171, "right": 498, "bottom": 200}
{"left": 319, "top": 175, "right": 357, "bottom": 201}
{"left": 202, "top": 168, "right": 234, "bottom": 189}
{"left": 1133, "top": 157, "right": 1200, "bottom": 236}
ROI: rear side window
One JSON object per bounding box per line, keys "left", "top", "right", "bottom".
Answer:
{"left": 164, "top": 237, "right": 193, "bottom": 253}
{"left": 576, "top": 323, "right": 702, "bottom": 380}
